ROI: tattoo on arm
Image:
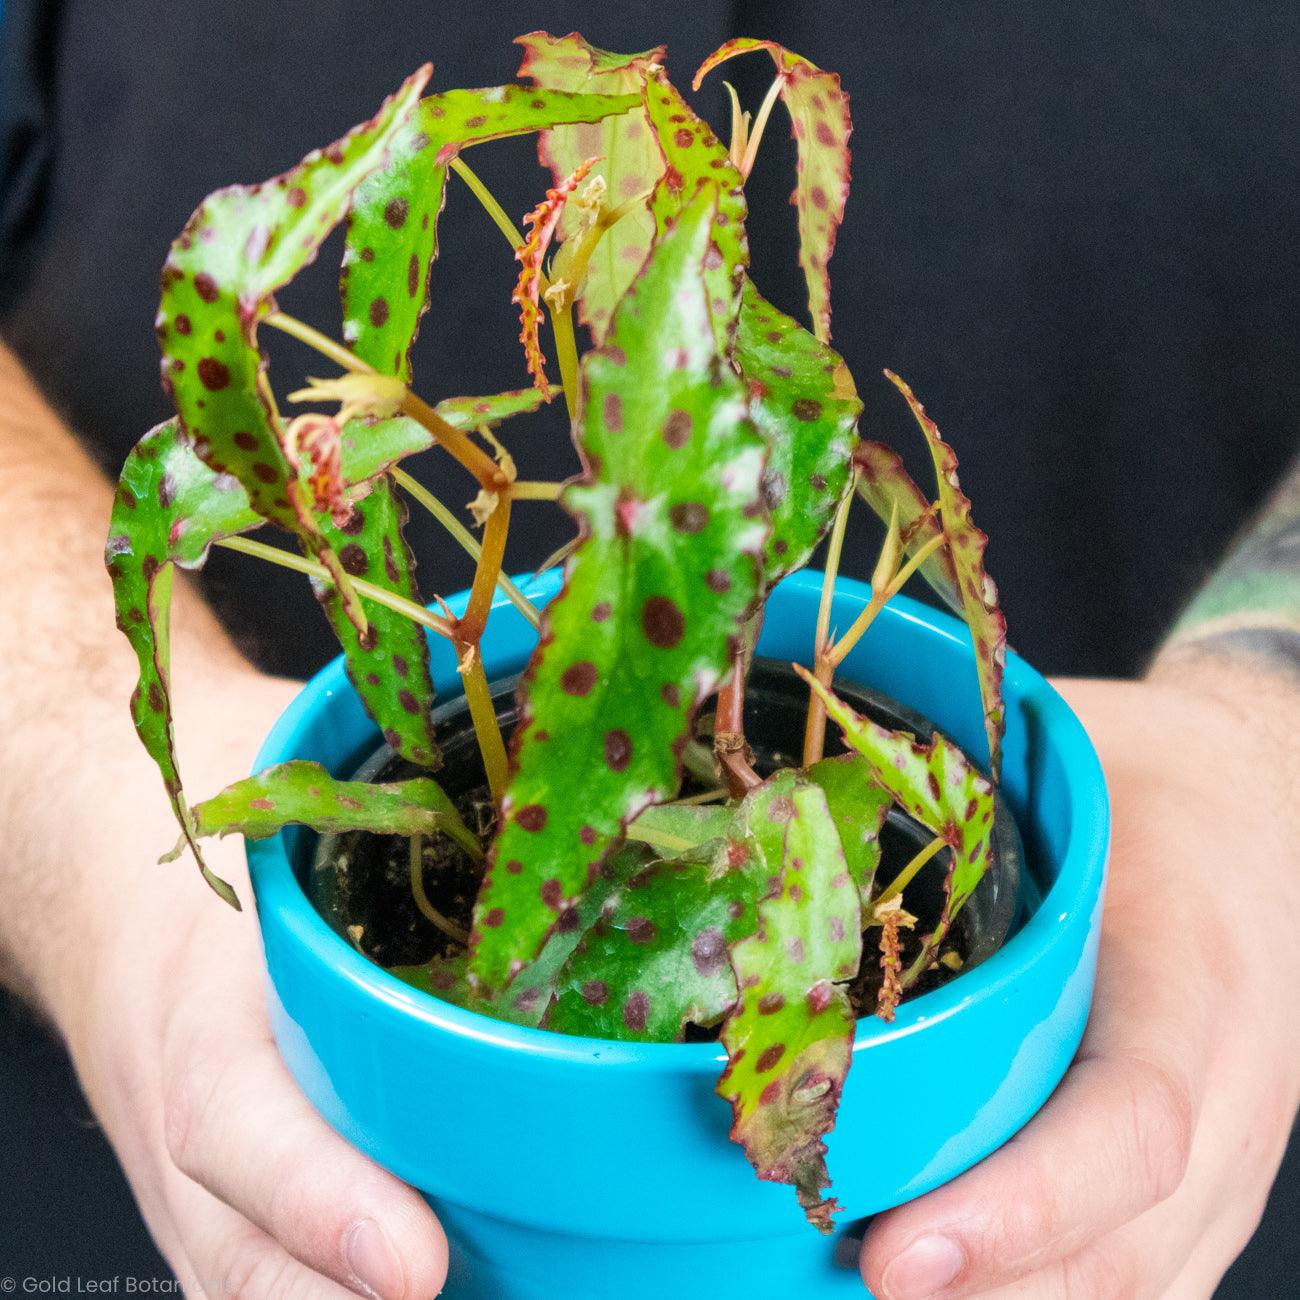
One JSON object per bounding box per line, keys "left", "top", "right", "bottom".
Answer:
{"left": 1161, "top": 452, "right": 1300, "bottom": 679}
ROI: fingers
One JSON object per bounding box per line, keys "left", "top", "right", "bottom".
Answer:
{"left": 161, "top": 1002, "right": 447, "bottom": 1300}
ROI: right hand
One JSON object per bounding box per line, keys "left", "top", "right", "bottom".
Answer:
{"left": 55, "top": 670, "right": 450, "bottom": 1299}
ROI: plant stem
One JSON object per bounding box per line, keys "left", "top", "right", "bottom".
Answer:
{"left": 625, "top": 823, "right": 695, "bottom": 854}
{"left": 873, "top": 834, "right": 947, "bottom": 910}
{"left": 215, "top": 536, "right": 456, "bottom": 640}
{"left": 802, "top": 479, "right": 856, "bottom": 767}
{"left": 510, "top": 480, "right": 564, "bottom": 501}
{"left": 264, "top": 311, "right": 372, "bottom": 375}
{"left": 714, "top": 636, "right": 762, "bottom": 797}
{"left": 459, "top": 495, "right": 511, "bottom": 644}
{"left": 826, "top": 532, "right": 946, "bottom": 669}
{"left": 672, "top": 787, "right": 729, "bottom": 806}
{"left": 459, "top": 652, "right": 510, "bottom": 806}
{"left": 723, "top": 81, "right": 749, "bottom": 168}
{"left": 739, "top": 75, "right": 786, "bottom": 178}
{"left": 551, "top": 304, "right": 580, "bottom": 421}
{"left": 392, "top": 468, "right": 540, "bottom": 630}
{"left": 400, "top": 390, "right": 507, "bottom": 489}
{"left": 900, "top": 921, "right": 951, "bottom": 991}
{"left": 409, "top": 836, "right": 471, "bottom": 946}
{"left": 450, "top": 157, "right": 527, "bottom": 250}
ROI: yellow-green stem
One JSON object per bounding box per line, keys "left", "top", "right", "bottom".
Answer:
{"left": 510, "top": 480, "right": 564, "bottom": 501}
{"left": 392, "top": 468, "right": 540, "bottom": 630}
{"left": 450, "top": 157, "right": 527, "bottom": 251}
{"left": 264, "top": 311, "right": 373, "bottom": 375}
{"left": 873, "top": 835, "right": 947, "bottom": 910}
{"left": 459, "top": 495, "right": 512, "bottom": 644}
{"left": 739, "top": 75, "right": 786, "bottom": 178}
{"left": 215, "top": 536, "right": 455, "bottom": 640}
{"left": 550, "top": 302, "right": 580, "bottom": 422}
{"left": 460, "top": 653, "right": 510, "bottom": 806}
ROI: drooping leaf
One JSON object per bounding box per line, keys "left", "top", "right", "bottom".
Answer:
{"left": 644, "top": 69, "right": 749, "bottom": 353}
{"left": 158, "top": 67, "right": 432, "bottom": 635}
{"left": 546, "top": 836, "right": 764, "bottom": 1041}
{"left": 313, "top": 476, "right": 440, "bottom": 768}
{"left": 432, "top": 387, "right": 550, "bottom": 430}
{"left": 171, "top": 760, "right": 477, "bottom": 857}
{"left": 806, "top": 754, "right": 891, "bottom": 905}
{"left": 468, "top": 187, "right": 767, "bottom": 996}
{"left": 717, "top": 773, "right": 861, "bottom": 1233}
{"left": 513, "top": 157, "right": 600, "bottom": 396}
{"left": 799, "top": 669, "right": 995, "bottom": 953}
{"left": 885, "top": 371, "right": 1007, "bottom": 779}
{"left": 516, "top": 32, "right": 666, "bottom": 340}
{"left": 736, "top": 279, "right": 860, "bottom": 587}
{"left": 852, "top": 439, "right": 963, "bottom": 615}
{"left": 694, "top": 40, "right": 851, "bottom": 341}
{"left": 341, "top": 86, "right": 641, "bottom": 378}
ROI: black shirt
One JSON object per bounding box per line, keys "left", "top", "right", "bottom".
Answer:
{"left": 4, "top": 1, "right": 1298, "bottom": 680}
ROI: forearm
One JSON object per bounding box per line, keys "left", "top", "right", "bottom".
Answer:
{"left": 0, "top": 342, "right": 260, "bottom": 1020}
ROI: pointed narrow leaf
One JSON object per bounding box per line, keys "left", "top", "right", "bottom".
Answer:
{"left": 158, "top": 67, "right": 431, "bottom": 633}
{"left": 516, "top": 32, "right": 666, "bottom": 340}
{"left": 800, "top": 670, "right": 995, "bottom": 945}
{"left": 644, "top": 70, "right": 748, "bottom": 353}
{"left": 694, "top": 40, "right": 851, "bottom": 341}
{"left": 718, "top": 774, "right": 861, "bottom": 1233}
{"left": 806, "top": 754, "right": 891, "bottom": 904}
{"left": 513, "top": 157, "right": 599, "bottom": 396}
{"left": 736, "top": 279, "right": 860, "bottom": 587}
{"left": 175, "top": 760, "right": 477, "bottom": 856}
{"left": 432, "top": 388, "right": 549, "bottom": 430}
{"left": 852, "top": 440, "right": 963, "bottom": 614}
{"left": 342, "top": 86, "right": 641, "bottom": 377}
{"left": 313, "top": 476, "right": 439, "bottom": 768}
{"left": 885, "top": 371, "right": 1007, "bottom": 778}
{"left": 547, "top": 838, "right": 764, "bottom": 1041}
{"left": 468, "top": 188, "right": 767, "bottom": 995}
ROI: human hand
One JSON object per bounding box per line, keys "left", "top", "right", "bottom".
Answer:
{"left": 56, "top": 667, "right": 450, "bottom": 1300}
{"left": 859, "top": 664, "right": 1300, "bottom": 1298}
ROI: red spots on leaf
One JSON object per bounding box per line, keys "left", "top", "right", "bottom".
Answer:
{"left": 759, "top": 1079, "right": 783, "bottom": 1106}
{"left": 705, "top": 569, "right": 732, "bottom": 594}
{"left": 673, "top": 127, "right": 694, "bottom": 149}
{"left": 815, "top": 119, "right": 836, "bottom": 147}
{"left": 768, "top": 796, "right": 796, "bottom": 823}
{"left": 233, "top": 431, "right": 257, "bottom": 451}
{"left": 174, "top": 314, "right": 192, "bottom": 335}
{"left": 540, "top": 878, "right": 564, "bottom": 910}
{"left": 626, "top": 916, "right": 657, "bottom": 944}
{"left": 339, "top": 543, "right": 368, "bottom": 576}
{"left": 603, "top": 392, "right": 623, "bottom": 431}
{"left": 592, "top": 601, "right": 612, "bottom": 623}
{"left": 249, "top": 797, "right": 276, "bottom": 811}
{"left": 360, "top": 246, "right": 376, "bottom": 262}
{"left": 516, "top": 804, "right": 548, "bottom": 831}
{"left": 197, "top": 357, "right": 230, "bottom": 391}
{"left": 391, "top": 655, "right": 409, "bottom": 678}
{"left": 755, "top": 1043, "right": 786, "bottom": 1074}
{"left": 691, "top": 927, "right": 727, "bottom": 977}
{"left": 662, "top": 409, "right": 692, "bottom": 448}
{"left": 806, "top": 980, "right": 832, "bottom": 1013}
{"left": 398, "top": 690, "right": 421, "bottom": 715}
{"left": 792, "top": 397, "right": 822, "bottom": 421}
{"left": 581, "top": 980, "right": 609, "bottom": 1005}
{"left": 384, "top": 197, "right": 410, "bottom": 229}
{"left": 579, "top": 825, "right": 597, "bottom": 846}
{"left": 642, "top": 595, "right": 685, "bottom": 649}
{"left": 286, "top": 186, "right": 307, "bottom": 208}
{"left": 660, "top": 683, "right": 681, "bottom": 707}
{"left": 810, "top": 185, "right": 829, "bottom": 210}
{"left": 828, "top": 915, "right": 846, "bottom": 941}
{"left": 369, "top": 297, "right": 390, "bottom": 328}
{"left": 505, "top": 859, "right": 524, "bottom": 874}
{"left": 787, "top": 937, "right": 806, "bottom": 963}
{"left": 465, "top": 114, "right": 488, "bottom": 128}
{"left": 561, "top": 661, "right": 598, "bottom": 696}
{"left": 623, "top": 990, "right": 649, "bottom": 1032}
{"left": 758, "top": 993, "right": 786, "bottom": 1015}
{"left": 194, "top": 273, "right": 220, "bottom": 303}
{"left": 407, "top": 253, "right": 420, "bottom": 297}
{"left": 927, "top": 772, "right": 942, "bottom": 801}
{"left": 668, "top": 502, "right": 709, "bottom": 534}
{"left": 604, "top": 729, "right": 633, "bottom": 772}
{"left": 483, "top": 907, "right": 505, "bottom": 927}
{"left": 251, "top": 462, "right": 279, "bottom": 485}
{"left": 146, "top": 682, "right": 165, "bottom": 713}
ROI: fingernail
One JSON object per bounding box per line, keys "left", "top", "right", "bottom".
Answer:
{"left": 346, "top": 1218, "right": 404, "bottom": 1300}
{"left": 880, "top": 1233, "right": 965, "bottom": 1299}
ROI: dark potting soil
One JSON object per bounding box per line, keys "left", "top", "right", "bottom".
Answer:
{"left": 309, "top": 661, "right": 1022, "bottom": 1032}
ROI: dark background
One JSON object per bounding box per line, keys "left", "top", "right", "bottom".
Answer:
{"left": 1, "top": 1, "right": 1296, "bottom": 1292}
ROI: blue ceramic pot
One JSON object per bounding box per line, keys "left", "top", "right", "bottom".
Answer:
{"left": 248, "top": 569, "right": 1109, "bottom": 1299}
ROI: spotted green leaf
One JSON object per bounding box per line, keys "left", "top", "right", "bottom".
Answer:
{"left": 515, "top": 32, "right": 665, "bottom": 340}
{"left": 644, "top": 69, "right": 748, "bottom": 353}
{"left": 694, "top": 40, "right": 851, "bottom": 341}
{"left": 718, "top": 773, "right": 861, "bottom": 1233}
{"left": 806, "top": 754, "right": 891, "bottom": 905}
{"left": 342, "top": 86, "right": 641, "bottom": 378}
{"left": 313, "top": 476, "right": 439, "bottom": 768}
{"left": 468, "top": 187, "right": 767, "bottom": 996}
{"left": 171, "top": 760, "right": 477, "bottom": 858}
{"left": 157, "top": 67, "right": 431, "bottom": 634}
{"left": 737, "top": 279, "right": 860, "bottom": 587}
{"left": 431, "top": 387, "right": 549, "bottom": 430}
{"left": 885, "top": 371, "right": 1007, "bottom": 779}
{"left": 801, "top": 669, "right": 995, "bottom": 952}
{"left": 852, "top": 439, "right": 963, "bottom": 615}
{"left": 388, "top": 953, "right": 473, "bottom": 1004}
{"left": 546, "top": 837, "right": 764, "bottom": 1041}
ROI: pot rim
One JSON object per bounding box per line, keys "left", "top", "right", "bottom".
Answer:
{"left": 249, "top": 568, "right": 1109, "bottom": 1073}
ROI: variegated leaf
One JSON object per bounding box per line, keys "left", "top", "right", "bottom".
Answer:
{"left": 342, "top": 85, "right": 640, "bottom": 378}
{"left": 694, "top": 39, "right": 851, "bottom": 341}
{"left": 718, "top": 773, "right": 861, "bottom": 1233}
{"left": 736, "top": 279, "right": 860, "bottom": 587}
{"left": 158, "top": 67, "right": 431, "bottom": 634}
{"left": 643, "top": 69, "right": 748, "bottom": 354}
{"left": 800, "top": 670, "right": 995, "bottom": 949}
{"left": 515, "top": 32, "right": 666, "bottom": 340}
{"left": 806, "top": 754, "right": 891, "bottom": 905}
{"left": 885, "top": 371, "right": 1007, "bottom": 778}
{"left": 468, "top": 187, "right": 767, "bottom": 996}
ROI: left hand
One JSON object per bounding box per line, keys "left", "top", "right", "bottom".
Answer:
{"left": 858, "top": 663, "right": 1300, "bottom": 1298}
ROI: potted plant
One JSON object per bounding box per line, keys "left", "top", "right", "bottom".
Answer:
{"left": 105, "top": 31, "right": 1110, "bottom": 1299}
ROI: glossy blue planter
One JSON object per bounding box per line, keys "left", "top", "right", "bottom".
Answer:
{"left": 248, "top": 570, "right": 1109, "bottom": 1299}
